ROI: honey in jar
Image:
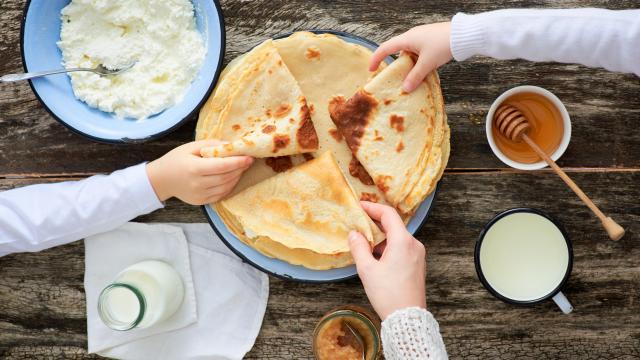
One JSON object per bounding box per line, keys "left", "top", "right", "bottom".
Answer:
{"left": 492, "top": 92, "right": 564, "bottom": 164}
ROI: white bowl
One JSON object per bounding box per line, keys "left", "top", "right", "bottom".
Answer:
{"left": 486, "top": 85, "right": 572, "bottom": 170}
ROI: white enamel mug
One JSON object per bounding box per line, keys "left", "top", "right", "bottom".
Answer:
{"left": 475, "top": 208, "right": 574, "bottom": 314}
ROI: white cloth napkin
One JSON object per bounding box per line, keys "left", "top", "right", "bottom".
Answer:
{"left": 85, "top": 222, "right": 269, "bottom": 360}
{"left": 85, "top": 223, "right": 198, "bottom": 353}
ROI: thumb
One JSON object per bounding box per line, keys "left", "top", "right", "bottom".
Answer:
{"left": 349, "top": 231, "right": 375, "bottom": 269}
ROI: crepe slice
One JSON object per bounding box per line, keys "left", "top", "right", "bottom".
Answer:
{"left": 273, "top": 32, "right": 390, "bottom": 205}
{"left": 329, "top": 53, "right": 450, "bottom": 215}
{"left": 217, "top": 151, "right": 386, "bottom": 270}
{"left": 199, "top": 40, "right": 319, "bottom": 158}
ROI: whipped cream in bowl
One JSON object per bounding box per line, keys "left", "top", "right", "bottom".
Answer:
{"left": 21, "top": 0, "right": 225, "bottom": 142}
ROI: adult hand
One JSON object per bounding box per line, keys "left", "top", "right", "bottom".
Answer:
{"left": 370, "top": 22, "right": 453, "bottom": 93}
{"left": 146, "top": 140, "right": 253, "bottom": 205}
{"left": 349, "top": 201, "right": 427, "bottom": 320}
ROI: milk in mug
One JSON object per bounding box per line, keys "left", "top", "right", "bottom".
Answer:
{"left": 479, "top": 212, "right": 570, "bottom": 301}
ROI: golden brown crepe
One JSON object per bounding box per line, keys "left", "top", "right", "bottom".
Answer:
{"left": 199, "top": 40, "right": 319, "bottom": 158}
{"left": 218, "top": 152, "right": 385, "bottom": 270}
{"left": 329, "top": 54, "right": 450, "bottom": 215}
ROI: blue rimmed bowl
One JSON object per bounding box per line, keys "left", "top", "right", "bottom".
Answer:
{"left": 202, "top": 30, "right": 440, "bottom": 283}
{"left": 20, "top": 0, "right": 225, "bottom": 143}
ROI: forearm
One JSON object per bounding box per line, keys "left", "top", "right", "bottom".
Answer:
{"left": 381, "top": 307, "right": 448, "bottom": 360}
{"left": 451, "top": 8, "right": 640, "bottom": 76}
{"left": 0, "top": 163, "right": 163, "bottom": 257}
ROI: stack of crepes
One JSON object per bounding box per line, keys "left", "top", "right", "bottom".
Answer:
{"left": 329, "top": 53, "right": 450, "bottom": 215}
{"left": 195, "top": 32, "right": 449, "bottom": 270}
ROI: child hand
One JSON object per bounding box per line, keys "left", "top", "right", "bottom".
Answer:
{"left": 349, "top": 201, "right": 427, "bottom": 320}
{"left": 146, "top": 140, "right": 253, "bottom": 205}
{"left": 370, "top": 22, "right": 453, "bottom": 93}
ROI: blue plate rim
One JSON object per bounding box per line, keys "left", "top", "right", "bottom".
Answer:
{"left": 19, "top": 0, "right": 227, "bottom": 145}
{"left": 198, "top": 29, "right": 441, "bottom": 283}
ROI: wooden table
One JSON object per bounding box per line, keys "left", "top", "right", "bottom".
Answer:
{"left": 1, "top": 0, "right": 639, "bottom": 358}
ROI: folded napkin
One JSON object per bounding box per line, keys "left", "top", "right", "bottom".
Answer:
{"left": 85, "top": 223, "right": 269, "bottom": 360}
{"left": 85, "top": 223, "right": 198, "bottom": 353}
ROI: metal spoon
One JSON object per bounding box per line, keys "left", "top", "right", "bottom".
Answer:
{"left": 0, "top": 63, "right": 136, "bottom": 82}
{"left": 344, "top": 322, "right": 366, "bottom": 360}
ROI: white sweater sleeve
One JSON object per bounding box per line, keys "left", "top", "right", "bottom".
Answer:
{"left": 450, "top": 8, "right": 640, "bottom": 76}
{"left": 381, "top": 307, "right": 448, "bottom": 360}
{"left": 0, "top": 163, "right": 164, "bottom": 257}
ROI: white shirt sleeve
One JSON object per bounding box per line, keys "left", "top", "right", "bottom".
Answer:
{"left": 0, "top": 163, "right": 164, "bottom": 257}
{"left": 450, "top": 8, "right": 640, "bottom": 76}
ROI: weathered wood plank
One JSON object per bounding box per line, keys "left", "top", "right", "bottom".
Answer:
{"left": 0, "top": 0, "right": 638, "bottom": 176}
{"left": 1, "top": 171, "right": 638, "bottom": 358}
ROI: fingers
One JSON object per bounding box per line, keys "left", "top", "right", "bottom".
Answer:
{"left": 402, "top": 54, "right": 435, "bottom": 93}
{"left": 197, "top": 156, "right": 254, "bottom": 175}
{"left": 369, "top": 35, "right": 408, "bottom": 71}
{"left": 203, "top": 167, "right": 246, "bottom": 187}
{"left": 183, "top": 139, "right": 226, "bottom": 155}
{"left": 203, "top": 176, "right": 242, "bottom": 204}
{"left": 349, "top": 231, "right": 375, "bottom": 269}
{"left": 360, "top": 201, "right": 406, "bottom": 236}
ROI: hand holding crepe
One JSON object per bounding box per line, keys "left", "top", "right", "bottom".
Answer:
{"left": 329, "top": 54, "right": 450, "bottom": 216}
{"left": 348, "top": 201, "right": 427, "bottom": 320}
{"left": 217, "top": 152, "right": 385, "bottom": 270}
{"left": 146, "top": 140, "right": 253, "bottom": 205}
{"left": 199, "top": 40, "right": 319, "bottom": 158}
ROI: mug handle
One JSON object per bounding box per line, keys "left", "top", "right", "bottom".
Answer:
{"left": 552, "top": 292, "right": 573, "bottom": 314}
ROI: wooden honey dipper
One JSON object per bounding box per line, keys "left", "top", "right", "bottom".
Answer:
{"left": 494, "top": 104, "right": 625, "bottom": 241}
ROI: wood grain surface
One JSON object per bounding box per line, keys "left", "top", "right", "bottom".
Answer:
{"left": 1, "top": 0, "right": 639, "bottom": 359}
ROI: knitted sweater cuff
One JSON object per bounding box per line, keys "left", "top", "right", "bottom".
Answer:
{"left": 450, "top": 12, "right": 486, "bottom": 61}
{"left": 381, "top": 307, "right": 448, "bottom": 360}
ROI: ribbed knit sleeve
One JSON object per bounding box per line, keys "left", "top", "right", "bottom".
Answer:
{"left": 450, "top": 9, "right": 640, "bottom": 76}
{"left": 381, "top": 307, "right": 448, "bottom": 360}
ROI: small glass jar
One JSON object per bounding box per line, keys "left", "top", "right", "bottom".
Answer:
{"left": 313, "top": 305, "right": 382, "bottom": 360}
{"left": 98, "top": 260, "right": 185, "bottom": 331}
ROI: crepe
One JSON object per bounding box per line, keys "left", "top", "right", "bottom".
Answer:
{"left": 218, "top": 151, "right": 385, "bottom": 270}
{"left": 329, "top": 54, "right": 450, "bottom": 215}
{"left": 199, "top": 40, "right": 319, "bottom": 158}
{"left": 397, "top": 70, "right": 450, "bottom": 214}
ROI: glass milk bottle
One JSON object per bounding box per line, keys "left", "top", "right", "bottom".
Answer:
{"left": 98, "top": 260, "right": 185, "bottom": 331}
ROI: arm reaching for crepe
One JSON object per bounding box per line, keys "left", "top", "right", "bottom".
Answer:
{"left": 370, "top": 9, "right": 640, "bottom": 92}
{"left": 349, "top": 202, "right": 448, "bottom": 360}
{"left": 0, "top": 141, "right": 252, "bottom": 257}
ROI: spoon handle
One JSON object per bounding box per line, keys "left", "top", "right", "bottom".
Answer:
{"left": 522, "top": 134, "right": 625, "bottom": 241}
{"left": 0, "top": 68, "right": 89, "bottom": 82}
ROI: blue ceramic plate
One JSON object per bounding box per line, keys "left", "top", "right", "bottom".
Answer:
{"left": 202, "top": 30, "right": 439, "bottom": 283}
{"left": 20, "top": 0, "right": 225, "bottom": 143}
